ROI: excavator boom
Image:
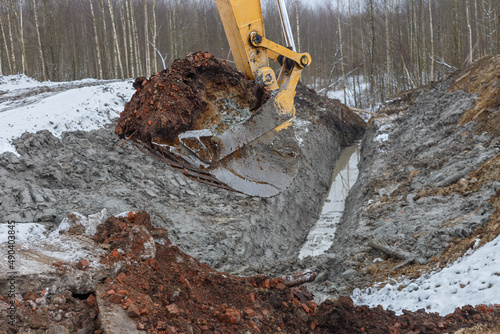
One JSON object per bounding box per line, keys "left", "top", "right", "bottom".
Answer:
{"left": 162, "top": 0, "right": 311, "bottom": 197}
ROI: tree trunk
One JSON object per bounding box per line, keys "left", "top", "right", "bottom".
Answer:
{"left": 294, "top": 0, "right": 301, "bottom": 52}
{"left": 144, "top": 0, "right": 151, "bottom": 75}
{"left": 152, "top": 0, "right": 157, "bottom": 72}
{"left": 5, "top": 1, "right": 16, "bottom": 73}
{"left": 171, "top": 0, "right": 178, "bottom": 58}
{"left": 384, "top": 0, "right": 391, "bottom": 98}
{"left": 125, "top": 0, "right": 136, "bottom": 77}
{"left": 369, "top": 0, "right": 376, "bottom": 108}
{"left": 420, "top": 0, "right": 427, "bottom": 84}
{"left": 429, "top": 0, "right": 435, "bottom": 81}
{"left": 18, "top": 0, "right": 26, "bottom": 74}
{"left": 466, "top": 0, "right": 473, "bottom": 64}
{"left": 359, "top": 0, "right": 368, "bottom": 108}
{"left": 473, "top": 0, "right": 480, "bottom": 57}
{"left": 337, "top": 0, "right": 346, "bottom": 104}
{"left": 0, "top": 8, "right": 11, "bottom": 74}
{"left": 107, "top": 0, "right": 124, "bottom": 78}
{"left": 119, "top": 1, "right": 129, "bottom": 78}
{"left": 130, "top": 0, "right": 142, "bottom": 75}
{"left": 89, "top": 0, "right": 103, "bottom": 79}
{"left": 99, "top": 0, "right": 111, "bottom": 78}
{"left": 33, "top": 0, "right": 46, "bottom": 80}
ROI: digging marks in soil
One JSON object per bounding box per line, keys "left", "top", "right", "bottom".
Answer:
{"left": 0, "top": 53, "right": 364, "bottom": 276}
{"left": 298, "top": 55, "right": 500, "bottom": 300}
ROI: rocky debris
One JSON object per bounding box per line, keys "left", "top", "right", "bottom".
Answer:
{"left": 115, "top": 51, "right": 270, "bottom": 144}
{"left": 0, "top": 290, "right": 98, "bottom": 333}
{"left": 1, "top": 210, "right": 499, "bottom": 333}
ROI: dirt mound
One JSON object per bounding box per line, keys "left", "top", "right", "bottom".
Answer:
{"left": 3, "top": 211, "right": 499, "bottom": 333}
{"left": 115, "top": 51, "right": 270, "bottom": 144}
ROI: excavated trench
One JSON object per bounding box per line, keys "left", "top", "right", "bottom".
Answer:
{"left": 0, "top": 52, "right": 366, "bottom": 277}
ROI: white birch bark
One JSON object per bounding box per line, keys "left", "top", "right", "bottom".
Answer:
{"left": 107, "top": 0, "right": 124, "bottom": 78}
{"left": 152, "top": 0, "right": 157, "bottom": 72}
{"left": 90, "top": 0, "right": 103, "bottom": 79}
{"left": 337, "top": 0, "right": 346, "bottom": 104}
{"left": 429, "top": 0, "right": 435, "bottom": 81}
{"left": 294, "top": 0, "right": 301, "bottom": 52}
{"left": 32, "top": 0, "right": 46, "bottom": 81}
{"left": 18, "top": 0, "right": 25, "bottom": 73}
{"left": 384, "top": 0, "right": 391, "bottom": 95}
{"left": 144, "top": 0, "right": 150, "bottom": 75}
{"left": 125, "top": 0, "right": 135, "bottom": 77}
{"left": 129, "top": 0, "right": 142, "bottom": 74}
{"left": 466, "top": 0, "right": 473, "bottom": 64}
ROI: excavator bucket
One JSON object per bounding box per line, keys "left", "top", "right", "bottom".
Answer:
{"left": 154, "top": 90, "right": 302, "bottom": 197}
{"left": 166, "top": 0, "right": 311, "bottom": 196}
{"left": 117, "top": 0, "right": 311, "bottom": 197}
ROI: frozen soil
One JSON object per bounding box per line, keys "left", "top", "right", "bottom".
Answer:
{"left": 0, "top": 53, "right": 365, "bottom": 274}
{"left": 115, "top": 52, "right": 270, "bottom": 144}
{"left": 2, "top": 211, "right": 499, "bottom": 334}
{"left": 1, "top": 54, "right": 499, "bottom": 332}
{"left": 274, "top": 55, "right": 500, "bottom": 302}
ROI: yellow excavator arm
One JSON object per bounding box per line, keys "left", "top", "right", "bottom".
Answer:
{"left": 215, "top": 0, "right": 311, "bottom": 117}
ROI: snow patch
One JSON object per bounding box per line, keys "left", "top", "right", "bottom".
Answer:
{"left": 352, "top": 235, "right": 500, "bottom": 315}
{"left": 0, "top": 223, "right": 47, "bottom": 244}
{"left": 0, "top": 75, "right": 133, "bottom": 155}
{"left": 51, "top": 209, "right": 108, "bottom": 237}
{"left": 374, "top": 133, "right": 389, "bottom": 142}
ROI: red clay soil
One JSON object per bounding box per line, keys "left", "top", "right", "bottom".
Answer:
{"left": 94, "top": 212, "right": 500, "bottom": 333}
{"left": 1, "top": 211, "right": 499, "bottom": 333}
{"left": 115, "top": 51, "right": 270, "bottom": 145}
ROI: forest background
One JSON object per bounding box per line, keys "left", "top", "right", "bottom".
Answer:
{"left": 0, "top": 0, "right": 498, "bottom": 108}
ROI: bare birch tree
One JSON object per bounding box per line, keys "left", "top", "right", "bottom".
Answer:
{"left": 5, "top": 1, "right": 16, "bottom": 73}
{"left": 107, "top": 0, "right": 123, "bottom": 78}
{"left": 152, "top": 0, "right": 157, "bottom": 72}
{"left": 18, "top": 0, "right": 26, "bottom": 74}
{"left": 429, "top": 0, "right": 435, "bottom": 81}
{"left": 125, "top": 0, "right": 136, "bottom": 77}
{"left": 119, "top": 1, "right": 130, "bottom": 78}
{"left": 384, "top": 0, "right": 391, "bottom": 96}
{"left": 0, "top": 6, "right": 9, "bottom": 74}
{"left": 466, "top": 0, "right": 473, "bottom": 64}
{"left": 32, "top": 0, "right": 46, "bottom": 81}
{"left": 89, "top": 0, "right": 103, "bottom": 79}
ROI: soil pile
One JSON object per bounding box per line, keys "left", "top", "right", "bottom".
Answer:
{"left": 2, "top": 211, "right": 499, "bottom": 333}
{"left": 0, "top": 52, "right": 365, "bottom": 281}
{"left": 115, "top": 52, "right": 270, "bottom": 144}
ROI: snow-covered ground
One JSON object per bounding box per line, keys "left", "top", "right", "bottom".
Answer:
{"left": 0, "top": 74, "right": 134, "bottom": 155}
{"left": 1, "top": 74, "right": 499, "bottom": 316}
{"left": 352, "top": 235, "right": 500, "bottom": 315}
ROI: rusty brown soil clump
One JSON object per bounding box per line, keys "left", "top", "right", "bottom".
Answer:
{"left": 115, "top": 51, "right": 270, "bottom": 145}
{"left": 3, "top": 211, "right": 499, "bottom": 334}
